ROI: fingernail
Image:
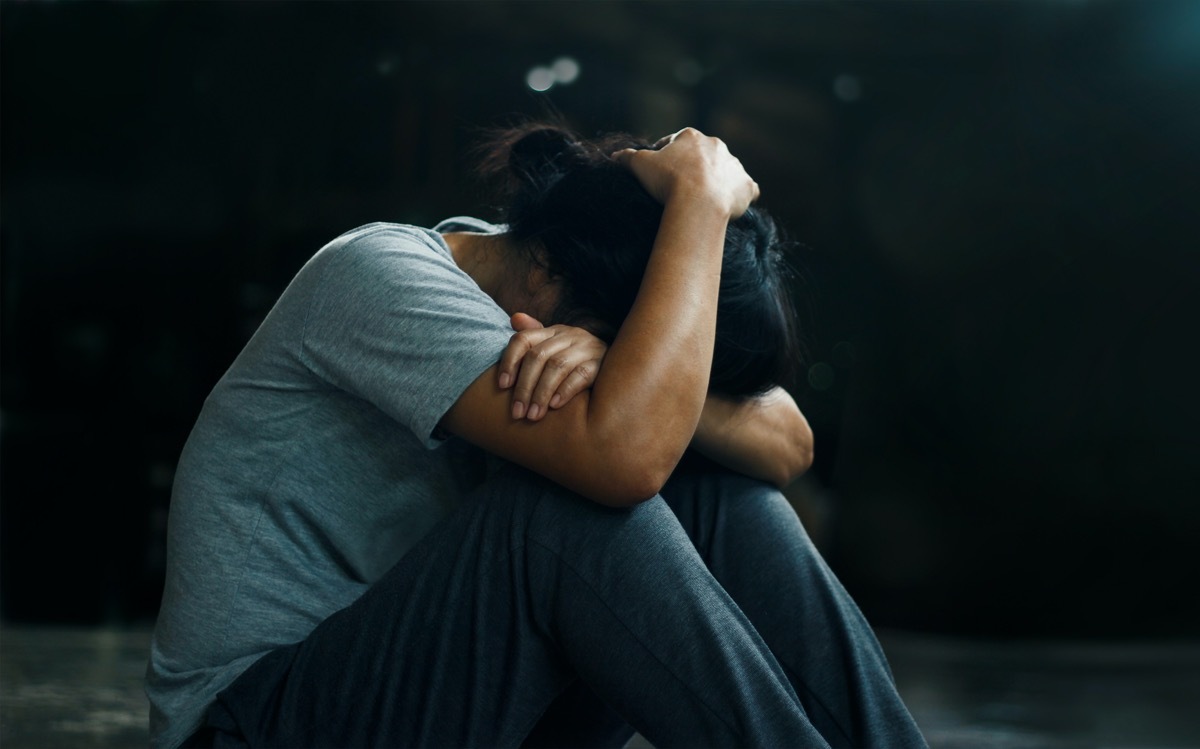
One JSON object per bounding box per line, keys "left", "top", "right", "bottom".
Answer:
{"left": 512, "top": 402, "right": 525, "bottom": 420}
{"left": 550, "top": 394, "right": 561, "bottom": 408}
{"left": 527, "top": 404, "right": 541, "bottom": 420}
{"left": 498, "top": 373, "right": 511, "bottom": 389}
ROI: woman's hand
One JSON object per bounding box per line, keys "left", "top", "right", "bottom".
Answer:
{"left": 498, "top": 313, "right": 608, "bottom": 422}
{"left": 611, "top": 127, "right": 760, "bottom": 219}
{"left": 445, "top": 130, "right": 746, "bottom": 505}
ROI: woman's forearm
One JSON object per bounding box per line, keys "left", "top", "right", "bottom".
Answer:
{"left": 586, "top": 194, "right": 730, "bottom": 493}
{"left": 692, "top": 387, "right": 814, "bottom": 488}
{"left": 443, "top": 129, "right": 761, "bottom": 506}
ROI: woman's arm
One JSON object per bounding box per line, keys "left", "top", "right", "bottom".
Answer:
{"left": 493, "top": 317, "right": 812, "bottom": 488}
{"left": 441, "top": 128, "right": 758, "bottom": 507}
{"left": 693, "top": 388, "right": 814, "bottom": 488}
{"left": 493, "top": 316, "right": 811, "bottom": 488}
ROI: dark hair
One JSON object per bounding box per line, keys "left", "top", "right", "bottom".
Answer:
{"left": 478, "top": 123, "right": 801, "bottom": 398}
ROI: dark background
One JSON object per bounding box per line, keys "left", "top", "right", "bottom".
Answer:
{"left": 2, "top": 0, "right": 1197, "bottom": 637}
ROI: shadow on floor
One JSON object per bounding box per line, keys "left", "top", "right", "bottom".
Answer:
{"left": 2, "top": 625, "right": 1198, "bottom": 748}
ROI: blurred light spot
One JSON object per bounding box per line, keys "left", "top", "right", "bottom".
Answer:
{"left": 674, "top": 58, "right": 704, "bottom": 86}
{"left": 833, "top": 73, "right": 862, "bottom": 102}
{"left": 808, "top": 362, "right": 835, "bottom": 391}
{"left": 832, "top": 341, "right": 857, "bottom": 368}
{"left": 526, "top": 66, "right": 555, "bottom": 92}
{"left": 552, "top": 56, "right": 580, "bottom": 84}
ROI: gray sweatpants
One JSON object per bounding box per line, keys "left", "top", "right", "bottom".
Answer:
{"left": 193, "top": 461, "right": 927, "bottom": 748}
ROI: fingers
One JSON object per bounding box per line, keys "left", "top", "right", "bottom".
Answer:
{"left": 499, "top": 321, "right": 609, "bottom": 422}
{"left": 612, "top": 128, "right": 691, "bottom": 164}
{"left": 611, "top": 127, "right": 759, "bottom": 215}
{"left": 510, "top": 312, "right": 543, "bottom": 332}
{"left": 652, "top": 129, "right": 687, "bottom": 149}
{"left": 609, "top": 147, "right": 637, "bottom": 168}
{"left": 511, "top": 335, "right": 604, "bottom": 421}
{"left": 612, "top": 128, "right": 683, "bottom": 165}
{"left": 498, "top": 313, "right": 545, "bottom": 390}
{"left": 549, "top": 365, "right": 595, "bottom": 409}
{"left": 525, "top": 346, "right": 585, "bottom": 420}
{"left": 498, "top": 325, "right": 552, "bottom": 392}
{"left": 510, "top": 337, "right": 571, "bottom": 421}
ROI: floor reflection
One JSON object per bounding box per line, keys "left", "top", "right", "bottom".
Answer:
{"left": 883, "top": 631, "right": 1200, "bottom": 748}
{"left": 1, "top": 626, "right": 1197, "bottom": 748}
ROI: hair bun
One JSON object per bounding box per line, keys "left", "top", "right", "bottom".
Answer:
{"left": 508, "top": 127, "right": 581, "bottom": 185}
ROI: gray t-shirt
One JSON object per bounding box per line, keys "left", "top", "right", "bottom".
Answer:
{"left": 146, "top": 218, "right": 513, "bottom": 749}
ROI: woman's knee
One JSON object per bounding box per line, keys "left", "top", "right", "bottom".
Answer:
{"left": 661, "top": 468, "right": 817, "bottom": 563}
{"left": 476, "top": 463, "right": 696, "bottom": 566}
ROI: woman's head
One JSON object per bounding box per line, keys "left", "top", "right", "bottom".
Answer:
{"left": 478, "top": 123, "right": 801, "bottom": 398}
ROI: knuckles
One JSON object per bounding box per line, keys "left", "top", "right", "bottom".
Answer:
{"left": 572, "top": 363, "right": 596, "bottom": 381}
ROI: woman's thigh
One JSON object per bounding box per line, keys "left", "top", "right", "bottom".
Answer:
{"left": 206, "top": 465, "right": 610, "bottom": 748}
{"left": 205, "top": 463, "right": 822, "bottom": 749}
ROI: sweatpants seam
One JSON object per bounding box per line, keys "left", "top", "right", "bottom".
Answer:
{"left": 781, "top": 660, "right": 856, "bottom": 746}
{"left": 526, "top": 535, "right": 744, "bottom": 742}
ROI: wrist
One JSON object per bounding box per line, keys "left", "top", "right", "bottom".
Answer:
{"left": 663, "top": 179, "right": 736, "bottom": 220}
{"left": 661, "top": 189, "right": 736, "bottom": 229}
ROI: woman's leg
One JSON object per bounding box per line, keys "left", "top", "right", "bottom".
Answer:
{"left": 659, "top": 463, "right": 928, "bottom": 748}
{"left": 204, "top": 463, "right": 828, "bottom": 748}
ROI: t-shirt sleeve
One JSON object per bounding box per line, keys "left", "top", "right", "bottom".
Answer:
{"left": 300, "top": 225, "right": 512, "bottom": 448}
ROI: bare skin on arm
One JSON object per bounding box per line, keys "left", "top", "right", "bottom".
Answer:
{"left": 497, "top": 313, "right": 813, "bottom": 488}
{"left": 500, "top": 313, "right": 607, "bottom": 421}
{"left": 441, "top": 128, "right": 757, "bottom": 506}
{"left": 692, "top": 388, "right": 813, "bottom": 488}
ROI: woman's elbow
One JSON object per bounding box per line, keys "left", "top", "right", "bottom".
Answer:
{"left": 777, "top": 423, "right": 815, "bottom": 488}
{"left": 611, "top": 462, "right": 674, "bottom": 506}
{"left": 584, "top": 448, "right": 677, "bottom": 507}
{"left": 584, "top": 473, "right": 664, "bottom": 507}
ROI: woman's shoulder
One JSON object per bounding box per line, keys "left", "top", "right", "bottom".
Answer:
{"left": 305, "top": 219, "right": 488, "bottom": 299}
{"left": 318, "top": 217, "right": 496, "bottom": 264}
{"left": 326, "top": 221, "right": 443, "bottom": 255}
{"left": 306, "top": 222, "right": 447, "bottom": 279}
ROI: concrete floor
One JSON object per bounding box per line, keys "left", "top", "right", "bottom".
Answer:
{"left": 1, "top": 626, "right": 150, "bottom": 749}
{"left": 2, "top": 625, "right": 1198, "bottom": 748}
{"left": 885, "top": 633, "right": 1200, "bottom": 748}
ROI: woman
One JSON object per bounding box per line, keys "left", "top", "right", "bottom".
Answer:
{"left": 147, "top": 125, "right": 926, "bottom": 748}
